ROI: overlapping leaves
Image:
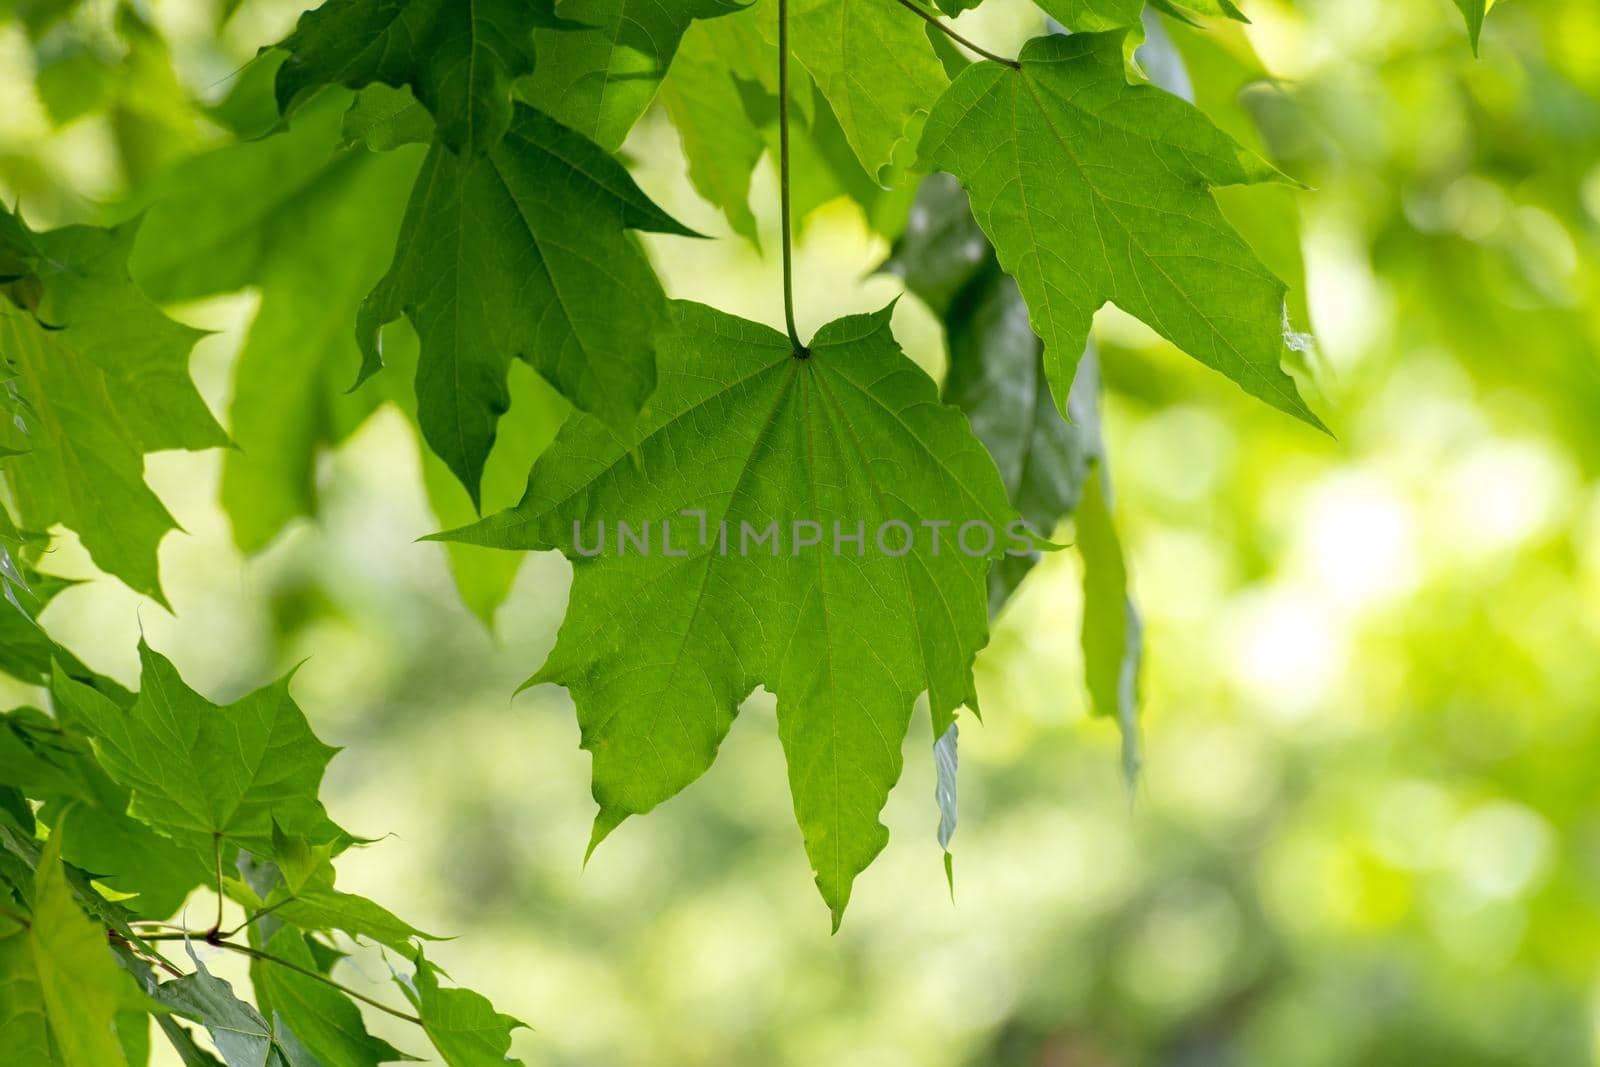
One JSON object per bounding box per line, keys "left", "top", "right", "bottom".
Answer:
{"left": 0, "top": 609, "right": 522, "bottom": 1067}
{"left": 357, "top": 103, "right": 692, "bottom": 504}
{"left": 919, "top": 31, "right": 1322, "bottom": 429}
{"left": 274, "top": 0, "right": 576, "bottom": 155}
{"left": 0, "top": 205, "right": 227, "bottom": 605}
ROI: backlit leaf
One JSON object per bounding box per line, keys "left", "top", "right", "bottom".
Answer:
{"left": 918, "top": 32, "right": 1323, "bottom": 430}
{"left": 438, "top": 301, "right": 1017, "bottom": 924}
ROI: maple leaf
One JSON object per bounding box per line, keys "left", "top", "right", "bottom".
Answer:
{"left": 156, "top": 948, "right": 315, "bottom": 1067}
{"left": 274, "top": 0, "right": 579, "bottom": 155}
{"left": 0, "top": 207, "right": 228, "bottom": 606}
{"left": 395, "top": 951, "right": 525, "bottom": 1067}
{"left": 126, "top": 89, "right": 422, "bottom": 555}
{"left": 358, "top": 104, "right": 694, "bottom": 506}
{"left": 437, "top": 301, "right": 1017, "bottom": 924}
{"left": 785, "top": 0, "right": 948, "bottom": 180}
{"left": 50, "top": 641, "right": 345, "bottom": 856}
{"left": 886, "top": 172, "right": 1143, "bottom": 779}
{"left": 918, "top": 32, "right": 1324, "bottom": 431}
{"left": 520, "top": 0, "right": 745, "bottom": 151}
{"left": 658, "top": 19, "right": 768, "bottom": 245}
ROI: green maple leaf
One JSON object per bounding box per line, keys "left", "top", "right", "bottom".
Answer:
{"left": 49, "top": 641, "right": 344, "bottom": 856}
{"left": 786, "top": 0, "right": 948, "bottom": 180}
{"left": 918, "top": 32, "right": 1323, "bottom": 431}
{"left": 888, "top": 176, "right": 1098, "bottom": 613}
{"left": 358, "top": 104, "right": 693, "bottom": 505}
{"left": 658, "top": 19, "right": 768, "bottom": 245}
{"left": 274, "top": 0, "right": 578, "bottom": 155}
{"left": 437, "top": 301, "right": 1016, "bottom": 924}
{"left": 394, "top": 950, "right": 525, "bottom": 1067}
{"left": 126, "top": 89, "right": 423, "bottom": 555}
{"left": 0, "top": 208, "right": 228, "bottom": 606}
{"left": 126, "top": 80, "right": 560, "bottom": 621}
{"left": 521, "top": 0, "right": 744, "bottom": 151}
{"left": 0, "top": 824, "right": 137, "bottom": 1067}
{"left": 250, "top": 928, "right": 412, "bottom": 1067}
{"left": 886, "top": 173, "right": 1141, "bottom": 774}
{"left": 0, "top": 704, "right": 212, "bottom": 918}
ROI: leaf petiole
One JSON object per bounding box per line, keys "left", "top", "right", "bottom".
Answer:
{"left": 886, "top": 0, "right": 1020, "bottom": 69}
{"left": 778, "top": 0, "right": 810, "bottom": 356}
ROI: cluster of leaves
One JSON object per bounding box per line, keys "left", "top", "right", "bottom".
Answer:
{"left": 0, "top": 0, "right": 1493, "bottom": 956}
{"left": 0, "top": 587, "right": 524, "bottom": 1065}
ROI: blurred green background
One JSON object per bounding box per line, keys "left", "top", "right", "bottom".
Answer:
{"left": 5, "top": 0, "right": 1600, "bottom": 1064}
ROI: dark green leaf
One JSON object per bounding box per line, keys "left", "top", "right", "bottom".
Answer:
{"left": 358, "top": 105, "right": 692, "bottom": 503}
{"left": 274, "top": 0, "right": 576, "bottom": 155}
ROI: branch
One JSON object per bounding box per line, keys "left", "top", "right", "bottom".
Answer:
{"left": 141, "top": 931, "right": 423, "bottom": 1026}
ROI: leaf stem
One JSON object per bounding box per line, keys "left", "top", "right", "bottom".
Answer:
{"left": 887, "top": 0, "right": 1021, "bottom": 69}
{"left": 778, "top": 0, "right": 809, "bottom": 357}
{"left": 222, "top": 895, "right": 293, "bottom": 939}
{"left": 209, "top": 833, "right": 224, "bottom": 937}
{"left": 141, "top": 931, "right": 424, "bottom": 1026}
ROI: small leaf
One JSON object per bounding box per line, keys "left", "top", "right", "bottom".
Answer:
{"left": 341, "top": 85, "right": 435, "bottom": 152}
{"left": 394, "top": 950, "right": 525, "bottom": 1067}
{"left": 1076, "top": 468, "right": 1143, "bottom": 782}
{"left": 1034, "top": 0, "right": 1145, "bottom": 32}
{"left": 1454, "top": 0, "right": 1487, "bottom": 54}
{"left": 156, "top": 947, "right": 310, "bottom": 1067}
{"left": 50, "top": 641, "right": 344, "bottom": 855}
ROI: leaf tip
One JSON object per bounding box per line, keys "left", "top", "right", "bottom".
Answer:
{"left": 583, "top": 807, "right": 626, "bottom": 867}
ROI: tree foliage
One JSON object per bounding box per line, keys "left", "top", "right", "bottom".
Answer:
{"left": 0, "top": 0, "right": 1497, "bottom": 1059}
